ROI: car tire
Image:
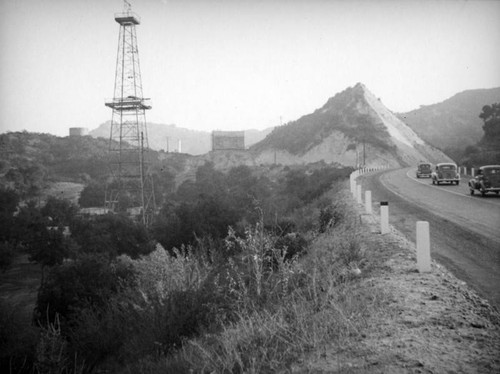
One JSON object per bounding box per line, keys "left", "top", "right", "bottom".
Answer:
{"left": 456, "top": 181, "right": 460, "bottom": 185}
{"left": 480, "top": 188, "right": 486, "bottom": 197}
{"left": 470, "top": 189, "right": 474, "bottom": 195}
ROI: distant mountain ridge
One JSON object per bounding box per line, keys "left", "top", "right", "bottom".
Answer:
{"left": 2, "top": 84, "right": 489, "bottom": 193}
{"left": 250, "top": 83, "right": 450, "bottom": 168}
{"left": 397, "top": 87, "right": 500, "bottom": 151}
{"left": 89, "top": 122, "right": 273, "bottom": 155}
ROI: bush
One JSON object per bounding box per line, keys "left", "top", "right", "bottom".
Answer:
{"left": 78, "top": 182, "right": 105, "bottom": 208}
{"left": 41, "top": 196, "right": 78, "bottom": 226}
{"left": 34, "top": 315, "right": 71, "bottom": 374}
{"left": 70, "top": 214, "right": 155, "bottom": 259}
{"left": 65, "top": 246, "right": 230, "bottom": 369}
{"left": 0, "top": 300, "right": 38, "bottom": 373}
{"left": 0, "top": 242, "right": 15, "bottom": 272}
{"left": 156, "top": 285, "right": 227, "bottom": 353}
{"left": 34, "top": 254, "right": 136, "bottom": 324}
{"left": 274, "top": 232, "right": 308, "bottom": 261}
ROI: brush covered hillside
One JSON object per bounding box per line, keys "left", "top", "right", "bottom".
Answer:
{"left": 398, "top": 87, "right": 500, "bottom": 151}
{"left": 90, "top": 122, "right": 273, "bottom": 155}
{"left": 0, "top": 132, "right": 112, "bottom": 197}
{"left": 251, "top": 83, "right": 451, "bottom": 167}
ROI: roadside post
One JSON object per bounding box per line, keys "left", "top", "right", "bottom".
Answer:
{"left": 471, "top": 168, "right": 475, "bottom": 177}
{"left": 416, "top": 221, "right": 431, "bottom": 272}
{"left": 356, "top": 184, "right": 362, "bottom": 204}
{"left": 350, "top": 171, "right": 358, "bottom": 198}
{"left": 365, "top": 190, "right": 372, "bottom": 214}
{"left": 380, "top": 201, "right": 389, "bottom": 234}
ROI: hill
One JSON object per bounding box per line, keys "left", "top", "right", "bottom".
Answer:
{"left": 89, "top": 122, "right": 273, "bottom": 155}
{"left": 250, "top": 83, "right": 451, "bottom": 167}
{"left": 397, "top": 87, "right": 500, "bottom": 151}
{"left": 0, "top": 132, "right": 114, "bottom": 196}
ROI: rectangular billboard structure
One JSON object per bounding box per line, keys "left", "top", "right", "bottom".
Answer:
{"left": 212, "top": 131, "right": 245, "bottom": 151}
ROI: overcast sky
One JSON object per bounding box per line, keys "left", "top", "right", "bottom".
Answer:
{"left": 1, "top": 0, "right": 499, "bottom": 137}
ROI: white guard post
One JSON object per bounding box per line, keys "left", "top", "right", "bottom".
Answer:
{"left": 380, "top": 201, "right": 389, "bottom": 234}
{"left": 416, "top": 221, "right": 431, "bottom": 272}
{"left": 365, "top": 190, "right": 372, "bottom": 214}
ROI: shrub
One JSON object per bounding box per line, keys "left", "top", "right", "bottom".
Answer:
{"left": 180, "top": 221, "right": 371, "bottom": 373}
{"left": 275, "top": 232, "right": 308, "bottom": 261}
{"left": 70, "top": 214, "right": 155, "bottom": 259}
{"left": 0, "top": 300, "right": 38, "bottom": 373}
{"left": 41, "top": 196, "right": 78, "bottom": 226}
{"left": 34, "top": 254, "right": 136, "bottom": 324}
{"left": 34, "top": 315, "right": 71, "bottom": 374}
{"left": 0, "top": 242, "right": 15, "bottom": 272}
{"left": 223, "top": 222, "right": 298, "bottom": 312}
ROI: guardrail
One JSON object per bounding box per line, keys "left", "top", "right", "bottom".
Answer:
{"left": 349, "top": 166, "right": 431, "bottom": 273}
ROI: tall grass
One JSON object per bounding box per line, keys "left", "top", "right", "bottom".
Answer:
{"left": 152, "top": 196, "right": 381, "bottom": 373}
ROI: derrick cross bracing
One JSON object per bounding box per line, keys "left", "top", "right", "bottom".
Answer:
{"left": 104, "top": 1, "right": 155, "bottom": 226}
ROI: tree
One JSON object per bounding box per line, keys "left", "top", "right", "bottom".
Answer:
{"left": 70, "top": 214, "right": 155, "bottom": 259}
{"left": 28, "top": 227, "right": 69, "bottom": 284}
{"left": 78, "top": 182, "right": 105, "bottom": 208}
{"left": 41, "top": 196, "right": 78, "bottom": 226}
{"left": 0, "top": 187, "right": 19, "bottom": 216}
{"left": 0, "top": 242, "right": 15, "bottom": 272}
{"left": 195, "top": 162, "right": 227, "bottom": 198}
{"left": 479, "top": 103, "right": 500, "bottom": 145}
{"left": 34, "top": 253, "right": 135, "bottom": 323}
{"left": 0, "top": 188, "right": 20, "bottom": 255}
{"left": 479, "top": 104, "right": 494, "bottom": 123}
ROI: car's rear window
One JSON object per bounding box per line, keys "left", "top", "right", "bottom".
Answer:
{"left": 440, "top": 165, "right": 456, "bottom": 170}
{"left": 484, "top": 168, "right": 500, "bottom": 176}
{"left": 419, "top": 164, "right": 431, "bottom": 170}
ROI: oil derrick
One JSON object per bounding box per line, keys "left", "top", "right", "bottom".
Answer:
{"left": 105, "top": 0, "right": 155, "bottom": 226}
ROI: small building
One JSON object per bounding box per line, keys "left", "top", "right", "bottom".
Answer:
{"left": 69, "top": 127, "right": 89, "bottom": 137}
{"left": 212, "top": 131, "right": 245, "bottom": 151}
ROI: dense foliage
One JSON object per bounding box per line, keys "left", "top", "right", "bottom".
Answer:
{"left": 0, "top": 132, "right": 111, "bottom": 192}
{"left": 459, "top": 102, "right": 500, "bottom": 167}
{"left": 153, "top": 163, "right": 350, "bottom": 252}
{"left": 479, "top": 103, "right": 500, "bottom": 144}
{"left": 1, "top": 157, "right": 356, "bottom": 373}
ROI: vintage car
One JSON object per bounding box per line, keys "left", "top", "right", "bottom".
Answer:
{"left": 468, "top": 165, "right": 500, "bottom": 196}
{"left": 416, "top": 162, "right": 432, "bottom": 178}
{"left": 431, "top": 163, "right": 460, "bottom": 185}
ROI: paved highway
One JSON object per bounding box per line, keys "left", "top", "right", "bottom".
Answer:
{"left": 360, "top": 168, "right": 500, "bottom": 309}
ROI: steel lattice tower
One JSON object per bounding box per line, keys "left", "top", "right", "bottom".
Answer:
{"left": 105, "top": 0, "right": 155, "bottom": 226}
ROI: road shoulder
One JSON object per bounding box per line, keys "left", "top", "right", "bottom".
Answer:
{"left": 297, "top": 206, "right": 500, "bottom": 373}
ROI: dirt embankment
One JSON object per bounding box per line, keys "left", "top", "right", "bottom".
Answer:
{"left": 297, "top": 207, "right": 500, "bottom": 373}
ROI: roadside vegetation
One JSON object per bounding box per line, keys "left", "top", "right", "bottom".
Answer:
{"left": 0, "top": 160, "right": 392, "bottom": 373}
